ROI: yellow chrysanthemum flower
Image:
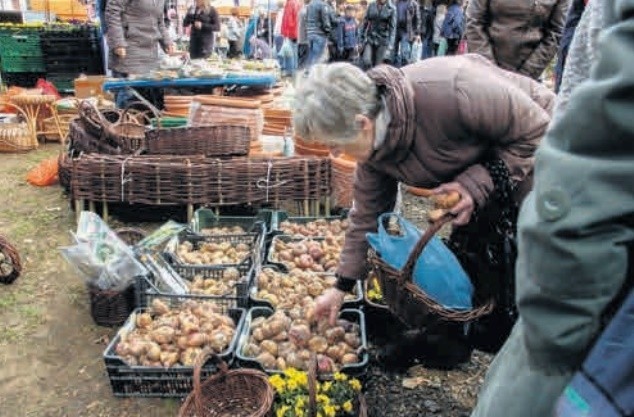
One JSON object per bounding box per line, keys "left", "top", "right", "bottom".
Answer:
{"left": 323, "top": 404, "right": 337, "bottom": 417}
{"left": 287, "top": 379, "right": 298, "bottom": 391}
{"left": 317, "top": 394, "right": 330, "bottom": 405}
{"left": 350, "top": 379, "right": 362, "bottom": 392}
{"left": 343, "top": 400, "right": 353, "bottom": 413}
{"left": 321, "top": 381, "right": 333, "bottom": 393}
{"left": 269, "top": 374, "right": 286, "bottom": 392}
{"left": 276, "top": 405, "right": 290, "bottom": 417}
{"left": 334, "top": 372, "right": 347, "bottom": 382}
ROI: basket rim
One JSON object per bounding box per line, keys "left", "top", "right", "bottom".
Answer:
{"left": 368, "top": 249, "right": 495, "bottom": 322}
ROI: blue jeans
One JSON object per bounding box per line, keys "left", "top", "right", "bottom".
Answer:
{"left": 279, "top": 40, "right": 298, "bottom": 76}
{"left": 422, "top": 38, "right": 434, "bottom": 59}
{"left": 306, "top": 34, "right": 328, "bottom": 71}
{"left": 112, "top": 70, "right": 133, "bottom": 109}
{"left": 394, "top": 31, "right": 412, "bottom": 67}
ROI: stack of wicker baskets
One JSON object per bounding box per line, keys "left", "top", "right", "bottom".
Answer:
{"left": 330, "top": 153, "right": 357, "bottom": 208}
{"left": 164, "top": 95, "right": 193, "bottom": 117}
{"left": 0, "top": 101, "right": 37, "bottom": 152}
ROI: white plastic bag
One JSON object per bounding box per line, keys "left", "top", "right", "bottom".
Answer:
{"left": 410, "top": 40, "right": 423, "bottom": 63}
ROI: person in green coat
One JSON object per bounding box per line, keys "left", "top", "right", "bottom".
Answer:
{"left": 471, "top": 1, "right": 634, "bottom": 416}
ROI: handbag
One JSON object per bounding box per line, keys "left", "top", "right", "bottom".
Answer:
{"left": 367, "top": 213, "right": 474, "bottom": 310}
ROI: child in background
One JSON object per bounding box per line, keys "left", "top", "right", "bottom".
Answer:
{"left": 433, "top": 4, "right": 446, "bottom": 55}
{"left": 217, "top": 22, "right": 230, "bottom": 58}
{"left": 226, "top": 7, "right": 244, "bottom": 58}
{"left": 335, "top": 4, "right": 359, "bottom": 62}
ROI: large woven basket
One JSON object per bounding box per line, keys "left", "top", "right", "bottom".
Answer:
{"left": 145, "top": 125, "right": 251, "bottom": 157}
{"left": 0, "top": 235, "right": 22, "bottom": 285}
{"left": 368, "top": 213, "right": 494, "bottom": 328}
{"left": 178, "top": 349, "right": 274, "bottom": 417}
{"left": 0, "top": 102, "right": 37, "bottom": 152}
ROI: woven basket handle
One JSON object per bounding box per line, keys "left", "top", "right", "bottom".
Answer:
{"left": 79, "top": 99, "right": 108, "bottom": 128}
{"left": 400, "top": 213, "right": 455, "bottom": 282}
{"left": 0, "top": 100, "right": 33, "bottom": 132}
{"left": 307, "top": 352, "right": 319, "bottom": 417}
{"left": 193, "top": 348, "right": 229, "bottom": 416}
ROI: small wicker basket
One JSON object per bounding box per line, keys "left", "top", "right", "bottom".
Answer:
{"left": 0, "top": 235, "right": 22, "bottom": 285}
{"left": 0, "top": 102, "right": 37, "bottom": 152}
{"left": 178, "top": 349, "right": 274, "bottom": 417}
{"left": 368, "top": 213, "right": 494, "bottom": 328}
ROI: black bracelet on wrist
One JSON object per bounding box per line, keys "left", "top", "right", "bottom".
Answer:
{"left": 335, "top": 274, "right": 357, "bottom": 293}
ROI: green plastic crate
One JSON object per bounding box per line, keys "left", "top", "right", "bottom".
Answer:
{"left": 0, "top": 29, "right": 42, "bottom": 58}
{"left": 0, "top": 55, "right": 45, "bottom": 73}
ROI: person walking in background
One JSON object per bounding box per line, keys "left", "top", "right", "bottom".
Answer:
{"left": 440, "top": 0, "right": 464, "bottom": 55}
{"left": 226, "top": 7, "right": 244, "bottom": 58}
{"left": 432, "top": 3, "right": 446, "bottom": 55}
{"left": 470, "top": 1, "right": 633, "bottom": 416}
{"left": 105, "top": 0, "right": 174, "bottom": 108}
{"left": 281, "top": 0, "right": 302, "bottom": 76}
{"left": 274, "top": 0, "right": 286, "bottom": 53}
{"left": 466, "top": 0, "right": 569, "bottom": 79}
{"left": 305, "top": 0, "right": 333, "bottom": 71}
{"left": 256, "top": 8, "right": 271, "bottom": 43}
{"left": 335, "top": 4, "right": 359, "bottom": 62}
{"left": 554, "top": 0, "right": 588, "bottom": 92}
{"left": 356, "top": 0, "right": 368, "bottom": 23}
{"left": 297, "top": 0, "right": 310, "bottom": 69}
{"left": 419, "top": 0, "right": 436, "bottom": 59}
{"left": 393, "top": 0, "right": 421, "bottom": 67}
{"left": 183, "top": 0, "right": 220, "bottom": 59}
{"left": 359, "top": 0, "right": 397, "bottom": 67}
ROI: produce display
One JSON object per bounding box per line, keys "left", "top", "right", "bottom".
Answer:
{"left": 278, "top": 218, "right": 350, "bottom": 238}
{"left": 114, "top": 299, "right": 237, "bottom": 367}
{"left": 199, "top": 225, "right": 246, "bottom": 236}
{"left": 175, "top": 239, "right": 252, "bottom": 265}
{"left": 269, "top": 236, "right": 343, "bottom": 273}
{"left": 255, "top": 268, "right": 358, "bottom": 309}
{"left": 241, "top": 309, "right": 362, "bottom": 372}
{"left": 186, "top": 267, "right": 242, "bottom": 296}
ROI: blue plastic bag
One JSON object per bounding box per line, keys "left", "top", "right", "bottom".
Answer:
{"left": 366, "top": 213, "right": 473, "bottom": 310}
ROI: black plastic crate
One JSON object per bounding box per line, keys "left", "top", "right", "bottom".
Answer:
{"left": 103, "top": 305, "right": 245, "bottom": 398}
{"left": 272, "top": 210, "right": 349, "bottom": 237}
{"left": 235, "top": 306, "right": 369, "bottom": 378}
{"left": 249, "top": 264, "right": 363, "bottom": 309}
{"left": 191, "top": 208, "right": 273, "bottom": 236}
{"left": 136, "top": 260, "right": 251, "bottom": 309}
{"left": 165, "top": 231, "right": 265, "bottom": 279}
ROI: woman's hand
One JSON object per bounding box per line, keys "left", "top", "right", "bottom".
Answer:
{"left": 115, "top": 47, "right": 127, "bottom": 58}
{"left": 194, "top": 21, "right": 202, "bottom": 29}
{"left": 431, "top": 182, "right": 475, "bottom": 226}
{"left": 314, "top": 287, "right": 346, "bottom": 325}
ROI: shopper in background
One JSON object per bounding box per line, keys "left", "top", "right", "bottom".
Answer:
{"left": 281, "top": 0, "right": 302, "bottom": 76}
{"left": 466, "top": 0, "right": 570, "bottom": 79}
{"left": 274, "top": 0, "right": 287, "bottom": 52}
{"left": 305, "top": 0, "right": 333, "bottom": 71}
{"left": 356, "top": 0, "right": 368, "bottom": 23}
{"left": 105, "top": 0, "right": 174, "bottom": 108}
{"left": 392, "top": 0, "right": 421, "bottom": 67}
{"left": 554, "top": 0, "right": 588, "bottom": 93}
{"left": 432, "top": 3, "right": 446, "bottom": 55}
{"left": 440, "top": 0, "right": 464, "bottom": 55}
{"left": 335, "top": 4, "right": 359, "bottom": 62}
{"left": 359, "top": 0, "right": 397, "bottom": 68}
{"left": 226, "top": 7, "right": 244, "bottom": 58}
{"left": 419, "top": 0, "right": 436, "bottom": 59}
{"left": 297, "top": 0, "right": 310, "bottom": 69}
{"left": 256, "top": 8, "right": 271, "bottom": 43}
{"left": 471, "top": 1, "right": 633, "bottom": 415}
{"left": 183, "top": 0, "right": 220, "bottom": 59}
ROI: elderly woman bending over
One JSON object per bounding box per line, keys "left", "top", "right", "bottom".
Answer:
{"left": 299, "top": 55, "right": 555, "bottom": 367}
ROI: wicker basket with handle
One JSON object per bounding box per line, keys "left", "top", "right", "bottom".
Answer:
{"left": 0, "top": 101, "right": 37, "bottom": 152}
{"left": 178, "top": 348, "right": 274, "bottom": 417}
{"left": 368, "top": 213, "right": 494, "bottom": 328}
{"left": 0, "top": 235, "right": 22, "bottom": 285}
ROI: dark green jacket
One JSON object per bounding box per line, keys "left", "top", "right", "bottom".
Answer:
{"left": 359, "top": 0, "right": 397, "bottom": 49}
{"left": 471, "top": 1, "right": 634, "bottom": 416}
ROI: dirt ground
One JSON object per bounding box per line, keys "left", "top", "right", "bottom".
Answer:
{"left": 0, "top": 143, "right": 489, "bottom": 417}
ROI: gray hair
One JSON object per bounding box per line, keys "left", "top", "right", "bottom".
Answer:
{"left": 293, "top": 63, "right": 379, "bottom": 145}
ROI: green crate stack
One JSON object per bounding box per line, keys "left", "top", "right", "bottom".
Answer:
{"left": 0, "top": 28, "right": 45, "bottom": 73}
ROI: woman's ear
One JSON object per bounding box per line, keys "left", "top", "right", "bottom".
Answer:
{"left": 354, "top": 114, "right": 373, "bottom": 132}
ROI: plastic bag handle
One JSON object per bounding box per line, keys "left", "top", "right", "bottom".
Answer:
{"left": 400, "top": 213, "right": 455, "bottom": 283}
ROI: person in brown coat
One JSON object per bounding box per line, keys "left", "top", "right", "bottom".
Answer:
{"left": 465, "top": 0, "right": 570, "bottom": 80}
{"left": 295, "top": 54, "right": 555, "bottom": 367}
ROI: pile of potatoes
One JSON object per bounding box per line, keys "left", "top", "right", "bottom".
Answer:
{"left": 114, "top": 298, "right": 236, "bottom": 367}
{"left": 279, "top": 218, "right": 350, "bottom": 238}
{"left": 176, "top": 239, "right": 251, "bottom": 265}
{"left": 255, "top": 268, "right": 356, "bottom": 309}
{"left": 242, "top": 309, "right": 362, "bottom": 372}
{"left": 270, "top": 236, "right": 343, "bottom": 273}
{"left": 187, "top": 267, "right": 242, "bottom": 296}
{"left": 200, "top": 225, "right": 246, "bottom": 236}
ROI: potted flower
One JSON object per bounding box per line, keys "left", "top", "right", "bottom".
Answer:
{"left": 268, "top": 368, "right": 365, "bottom": 417}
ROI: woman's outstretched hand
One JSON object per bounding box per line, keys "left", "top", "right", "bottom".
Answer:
{"left": 431, "top": 182, "right": 474, "bottom": 226}
{"left": 314, "top": 287, "right": 346, "bottom": 326}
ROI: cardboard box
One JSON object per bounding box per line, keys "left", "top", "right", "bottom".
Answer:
{"left": 74, "top": 76, "right": 111, "bottom": 99}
